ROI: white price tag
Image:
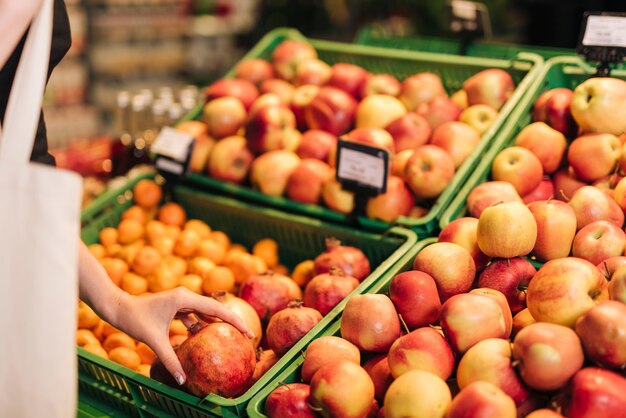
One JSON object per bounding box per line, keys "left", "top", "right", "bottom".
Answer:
{"left": 338, "top": 149, "right": 386, "bottom": 190}
{"left": 151, "top": 126, "right": 195, "bottom": 162}
{"left": 451, "top": 0, "right": 478, "bottom": 20}
{"left": 582, "top": 15, "right": 626, "bottom": 48}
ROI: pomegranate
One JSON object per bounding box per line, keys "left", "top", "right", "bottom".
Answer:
{"left": 313, "top": 238, "right": 371, "bottom": 281}
{"left": 239, "top": 272, "right": 292, "bottom": 322}
{"left": 211, "top": 291, "right": 263, "bottom": 348}
{"left": 150, "top": 356, "right": 179, "bottom": 389}
{"left": 303, "top": 270, "right": 359, "bottom": 315}
{"left": 176, "top": 322, "right": 256, "bottom": 398}
{"left": 265, "top": 383, "right": 316, "bottom": 418}
{"left": 266, "top": 301, "right": 323, "bottom": 356}
{"left": 250, "top": 348, "right": 280, "bottom": 385}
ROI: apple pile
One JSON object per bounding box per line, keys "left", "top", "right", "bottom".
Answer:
{"left": 263, "top": 234, "right": 626, "bottom": 417}
{"left": 78, "top": 179, "right": 374, "bottom": 398}
{"left": 179, "top": 38, "right": 517, "bottom": 222}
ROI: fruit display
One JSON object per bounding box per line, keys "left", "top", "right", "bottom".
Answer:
{"left": 177, "top": 28, "right": 542, "bottom": 234}
{"left": 77, "top": 173, "right": 416, "bottom": 416}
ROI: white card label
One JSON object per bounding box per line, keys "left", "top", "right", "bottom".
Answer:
{"left": 151, "top": 126, "right": 194, "bottom": 162}
{"left": 452, "top": 0, "right": 478, "bottom": 20}
{"left": 582, "top": 15, "right": 626, "bottom": 48}
{"left": 337, "top": 148, "right": 386, "bottom": 190}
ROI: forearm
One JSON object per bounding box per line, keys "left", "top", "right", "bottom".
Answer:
{"left": 0, "top": 0, "right": 44, "bottom": 67}
{"left": 78, "top": 241, "right": 129, "bottom": 328}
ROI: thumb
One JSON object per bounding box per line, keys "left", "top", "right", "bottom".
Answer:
{"left": 151, "top": 338, "right": 186, "bottom": 386}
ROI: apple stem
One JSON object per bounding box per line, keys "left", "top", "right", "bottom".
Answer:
{"left": 559, "top": 189, "right": 570, "bottom": 202}
{"left": 602, "top": 261, "right": 611, "bottom": 280}
{"left": 511, "top": 360, "right": 520, "bottom": 368}
{"left": 307, "top": 402, "right": 324, "bottom": 412}
{"left": 398, "top": 314, "right": 410, "bottom": 335}
{"left": 506, "top": 258, "right": 511, "bottom": 267}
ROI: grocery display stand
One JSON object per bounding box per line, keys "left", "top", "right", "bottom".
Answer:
{"left": 78, "top": 172, "right": 417, "bottom": 417}
{"left": 181, "top": 27, "right": 544, "bottom": 237}
{"left": 438, "top": 55, "right": 626, "bottom": 231}
{"left": 355, "top": 26, "right": 572, "bottom": 61}
{"left": 246, "top": 237, "right": 437, "bottom": 418}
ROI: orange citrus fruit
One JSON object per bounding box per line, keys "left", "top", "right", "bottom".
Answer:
{"left": 174, "top": 229, "right": 201, "bottom": 258}
{"left": 179, "top": 274, "right": 204, "bottom": 294}
{"left": 121, "top": 205, "right": 148, "bottom": 224}
{"left": 252, "top": 238, "right": 279, "bottom": 268}
{"left": 117, "top": 219, "right": 145, "bottom": 245}
{"left": 121, "top": 272, "right": 149, "bottom": 296}
{"left": 82, "top": 343, "right": 109, "bottom": 359}
{"left": 76, "top": 329, "right": 100, "bottom": 347}
{"left": 78, "top": 300, "right": 100, "bottom": 329}
{"left": 133, "top": 179, "right": 162, "bottom": 209}
{"left": 108, "top": 347, "right": 141, "bottom": 370}
{"left": 147, "top": 266, "right": 179, "bottom": 292}
{"left": 202, "top": 266, "right": 236, "bottom": 294}
{"left": 88, "top": 244, "right": 106, "bottom": 260}
{"left": 132, "top": 246, "right": 162, "bottom": 276}
{"left": 136, "top": 342, "right": 157, "bottom": 364}
{"left": 196, "top": 239, "right": 226, "bottom": 264}
{"left": 184, "top": 219, "right": 211, "bottom": 239}
{"left": 158, "top": 202, "right": 186, "bottom": 227}
{"left": 100, "top": 258, "right": 129, "bottom": 286}
{"left": 103, "top": 333, "right": 136, "bottom": 352}
{"left": 291, "top": 259, "right": 315, "bottom": 287}
{"left": 99, "top": 227, "right": 118, "bottom": 247}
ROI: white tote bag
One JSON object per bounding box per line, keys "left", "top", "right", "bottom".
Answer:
{"left": 0, "top": 0, "right": 82, "bottom": 416}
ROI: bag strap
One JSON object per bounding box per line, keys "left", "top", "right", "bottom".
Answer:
{"left": 0, "top": 0, "right": 53, "bottom": 165}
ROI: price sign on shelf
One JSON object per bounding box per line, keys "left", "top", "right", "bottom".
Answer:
{"left": 577, "top": 12, "right": 626, "bottom": 71}
{"left": 151, "top": 126, "right": 195, "bottom": 178}
{"left": 336, "top": 139, "right": 389, "bottom": 197}
{"left": 446, "top": 0, "right": 492, "bottom": 39}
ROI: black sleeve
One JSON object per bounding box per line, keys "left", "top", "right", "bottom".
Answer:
{"left": 0, "top": 0, "right": 72, "bottom": 166}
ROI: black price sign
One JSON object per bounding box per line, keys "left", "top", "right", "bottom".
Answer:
{"left": 151, "top": 126, "right": 195, "bottom": 178}
{"left": 577, "top": 12, "right": 626, "bottom": 76}
{"left": 336, "top": 139, "right": 389, "bottom": 197}
{"left": 446, "top": 0, "right": 492, "bottom": 39}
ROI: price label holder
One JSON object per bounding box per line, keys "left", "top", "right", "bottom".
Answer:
{"left": 446, "top": 0, "right": 492, "bottom": 55}
{"left": 577, "top": 12, "right": 626, "bottom": 77}
{"left": 336, "top": 139, "right": 389, "bottom": 225}
{"left": 151, "top": 126, "right": 195, "bottom": 200}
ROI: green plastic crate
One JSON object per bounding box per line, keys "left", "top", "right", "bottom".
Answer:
{"left": 78, "top": 172, "right": 417, "bottom": 417}
{"left": 246, "top": 237, "right": 438, "bottom": 418}
{"left": 439, "top": 56, "right": 626, "bottom": 230}
{"left": 181, "top": 27, "right": 543, "bottom": 237}
{"left": 355, "top": 26, "right": 572, "bottom": 61}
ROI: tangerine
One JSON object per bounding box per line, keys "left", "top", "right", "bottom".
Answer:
{"left": 108, "top": 347, "right": 141, "bottom": 370}
{"left": 133, "top": 179, "right": 162, "bottom": 209}
{"left": 158, "top": 202, "right": 186, "bottom": 227}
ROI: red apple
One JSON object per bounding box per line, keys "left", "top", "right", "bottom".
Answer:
{"left": 249, "top": 93, "right": 283, "bottom": 116}
{"left": 271, "top": 40, "right": 317, "bottom": 82}
{"left": 611, "top": 175, "right": 626, "bottom": 214}
{"left": 390, "top": 149, "right": 414, "bottom": 178}
{"left": 463, "top": 68, "right": 515, "bottom": 111}
{"left": 295, "top": 59, "right": 331, "bottom": 86}
{"left": 304, "top": 86, "right": 358, "bottom": 136}
{"left": 360, "top": 73, "right": 401, "bottom": 99}
{"left": 598, "top": 173, "right": 625, "bottom": 200}
{"left": 366, "top": 176, "right": 414, "bottom": 222}
{"left": 398, "top": 72, "right": 447, "bottom": 111}
{"left": 451, "top": 89, "right": 468, "bottom": 109}
{"left": 413, "top": 242, "right": 476, "bottom": 301}
{"left": 597, "top": 256, "right": 626, "bottom": 279}
{"left": 446, "top": 381, "right": 516, "bottom": 418}
{"left": 235, "top": 58, "right": 275, "bottom": 86}
{"left": 575, "top": 301, "right": 626, "bottom": 369}
{"left": 568, "top": 133, "right": 621, "bottom": 182}
{"left": 384, "top": 370, "right": 452, "bottom": 418}
{"left": 321, "top": 176, "right": 355, "bottom": 214}
{"left": 514, "top": 122, "right": 567, "bottom": 174}
{"left": 440, "top": 293, "right": 508, "bottom": 353}
{"left": 526, "top": 257, "right": 608, "bottom": 328}
{"left": 189, "top": 136, "right": 215, "bottom": 174}
{"left": 264, "top": 383, "right": 315, "bottom": 418}
{"left": 250, "top": 150, "right": 300, "bottom": 196}
{"left": 477, "top": 258, "right": 536, "bottom": 314}
{"left": 202, "top": 97, "right": 247, "bottom": 139}
{"left": 438, "top": 217, "right": 490, "bottom": 271}
{"left": 512, "top": 308, "right": 536, "bottom": 337}
{"left": 207, "top": 135, "right": 254, "bottom": 184}
{"left": 309, "top": 360, "right": 375, "bottom": 418}
{"left": 459, "top": 104, "right": 499, "bottom": 136}
{"left": 301, "top": 336, "right": 360, "bottom": 383}
{"left": 289, "top": 85, "right": 319, "bottom": 129}
{"left": 565, "top": 367, "right": 626, "bottom": 418}
{"left": 430, "top": 121, "right": 481, "bottom": 168}
{"left": 404, "top": 145, "right": 455, "bottom": 199}
{"left": 456, "top": 338, "right": 530, "bottom": 406}
{"left": 469, "top": 288, "right": 513, "bottom": 337}
{"left": 327, "top": 63, "right": 369, "bottom": 98}
{"left": 572, "top": 220, "right": 626, "bottom": 265}
{"left": 570, "top": 77, "right": 626, "bottom": 136}
{"left": 385, "top": 112, "right": 431, "bottom": 152}
{"left": 296, "top": 129, "right": 336, "bottom": 162}
{"left": 609, "top": 265, "right": 626, "bottom": 304}
{"left": 205, "top": 78, "right": 259, "bottom": 110}
{"left": 363, "top": 355, "right": 393, "bottom": 404}
{"left": 466, "top": 181, "right": 522, "bottom": 218}
{"left": 522, "top": 178, "right": 555, "bottom": 204}
{"left": 355, "top": 94, "right": 407, "bottom": 130}
{"left": 532, "top": 87, "right": 577, "bottom": 138}
{"left": 568, "top": 185, "right": 625, "bottom": 230}
{"left": 476, "top": 201, "right": 537, "bottom": 259}
{"left": 389, "top": 270, "right": 441, "bottom": 329}
{"left": 245, "top": 105, "right": 300, "bottom": 154}
{"left": 491, "top": 146, "right": 544, "bottom": 196}
{"left": 513, "top": 322, "right": 584, "bottom": 391}
{"left": 527, "top": 199, "right": 577, "bottom": 261}
{"left": 387, "top": 327, "right": 455, "bottom": 380}
{"left": 553, "top": 167, "right": 587, "bottom": 201}
{"left": 346, "top": 127, "right": 395, "bottom": 154}
{"left": 340, "top": 294, "right": 401, "bottom": 353}
{"left": 260, "top": 78, "right": 295, "bottom": 104}
{"left": 286, "top": 159, "right": 333, "bottom": 204}
{"left": 416, "top": 96, "right": 462, "bottom": 130}
{"left": 526, "top": 409, "right": 564, "bottom": 418}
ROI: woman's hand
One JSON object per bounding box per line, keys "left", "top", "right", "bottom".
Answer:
{"left": 112, "top": 288, "right": 254, "bottom": 386}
